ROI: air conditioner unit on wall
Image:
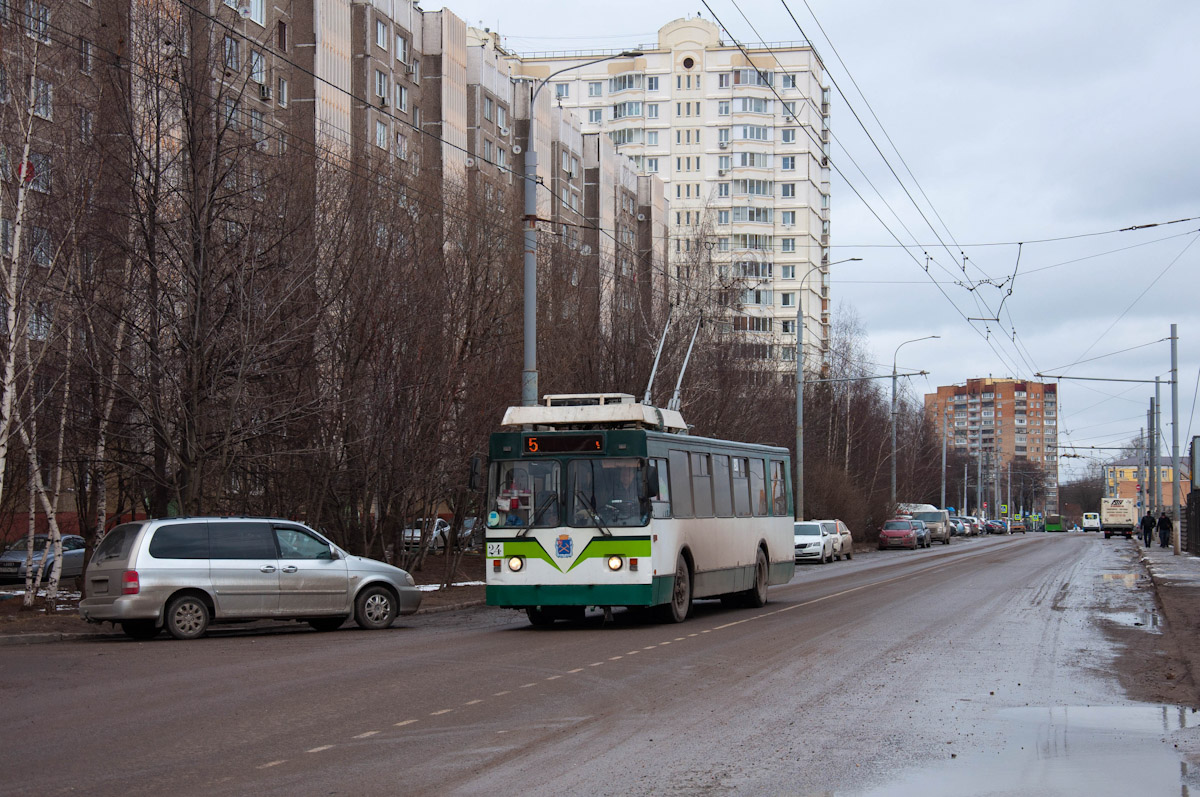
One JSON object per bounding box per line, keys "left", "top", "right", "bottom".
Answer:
{"left": 259, "top": 83, "right": 272, "bottom": 101}
{"left": 718, "top": 141, "right": 728, "bottom": 149}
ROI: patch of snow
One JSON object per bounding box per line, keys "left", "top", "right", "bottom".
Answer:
{"left": 417, "top": 581, "right": 485, "bottom": 592}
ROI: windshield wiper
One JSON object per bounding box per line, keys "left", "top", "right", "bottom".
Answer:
{"left": 574, "top": 489, "right": 613, "bottom": 537}
{"left": 517, "top": 493, "right": 559, "bottom": 538}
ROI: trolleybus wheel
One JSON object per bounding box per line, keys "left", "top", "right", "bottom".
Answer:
{"left": 745, "top": 548, "right": 769, "bottom": 608}
{"left": 526, "top": 606, "right": 555, "bottom": 627}
{"left": 659, "top": 554, "right": 692, "bottom": 623}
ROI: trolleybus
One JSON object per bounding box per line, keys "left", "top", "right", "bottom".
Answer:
{"left": 481, "top": 394, "right": 796, "bottom": 625}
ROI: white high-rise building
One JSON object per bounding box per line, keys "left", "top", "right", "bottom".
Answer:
{"left": 518, "top": 16, "right": 832, "bottom": 368}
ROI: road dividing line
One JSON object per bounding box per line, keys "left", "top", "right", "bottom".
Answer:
{"left": 567, "top": 668, "right": 583, "bottom": 674}
{"left": 257, "top": 761, "right": 286, "bottom": 769}
{"left": 589, "top": 661, "right": 604, "bottom": 667}
{"left": 545, "top": 675, "right": 562, "bottom": 681}
{"left": 626, "top": 650, "right": 639, "bottom": 655}
{"left": 674, "top": 637, "right": 686, "bottom": 641}
{"left": 464, "top": 699, "right": 484, "bottom": 705}
{"left": 608, "top": 656, "right": 623, "bottom": 660}
{"left": 394, "top": 720, "right": 418, "bottom": 728}
{"left": 306, "top": 746, "right": 333, "bottom": 754}
{"left": 520, "top": 682, "right": 537, "bottom": 688}
{"left": 430, "top": 709, "right": 454, "bottom": 716}
{"left": 493, "top": 690, "right": 511, "bottom": 696}
{"left": 353, "top": 731, "right": 379, "bottom": 739}
{"left": 643, "top": 645, "right": 657, "bottom": 650}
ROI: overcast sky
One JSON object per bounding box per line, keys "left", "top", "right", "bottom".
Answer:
{"left": 445, "top": 0, "right": 1200, "bottom": 483}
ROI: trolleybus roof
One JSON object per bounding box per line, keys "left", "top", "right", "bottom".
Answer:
{"left": 500, "top": 393, "right": 688, "bottom": 434}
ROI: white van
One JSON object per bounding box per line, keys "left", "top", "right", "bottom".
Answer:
{"left": 1081, "top": 512, "right": 1101, "bottom": 532}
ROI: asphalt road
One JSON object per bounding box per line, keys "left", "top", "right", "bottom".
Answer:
{"left": 5, "top": 533, "right": 1194, "bottom": 796}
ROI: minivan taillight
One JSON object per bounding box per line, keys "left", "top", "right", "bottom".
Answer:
{"left": 122, "top": 570, "right": 140, "bottom": 595}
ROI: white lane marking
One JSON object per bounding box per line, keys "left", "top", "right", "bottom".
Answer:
{"left": 431, "top": 709, "right": 453, "bottom": 716}
{"left": 464, "top": 699, "right": 484, "bottom": 705}
{"left": 626, "top": 650, "right": 639, "bottom": 655}
{"left": 520, "top": 682, "right": 537, "bottom": 688}
{"left": 688, "top": 633, "right": 699, "bottom": 637}
{"left": 353, "top": 731, "right": 379, "bottom": 739}
{"left": 257, "top": 761, "right": 286, "bottom": 769}
{"left": 546, "top": 675, "right": 562, "bottom": 681}
{"left": 609, "top": 656, "right": 623, "bottom": 661}
{"left": 643, "top": 645, "right": 657, "bottom": 650}
{"left": 394, "top": 720, "right": 418, "bottom": 728}
{"left": 493, "top": 690, "right": 511, "bottom": 696}
{"left": 674, "top": 637, "right": 686, "bottom": 641}
{"left": 660, "top": 641, "right": 671, "bottom": 646}
{"left": 307, "top": 746, "right": 333, "bottom": 753}
{"left": 567, "top": 668, "right": 584, "bottom": 674}
{"left": 589, "top": 661, "right": 604, "bottom": 667}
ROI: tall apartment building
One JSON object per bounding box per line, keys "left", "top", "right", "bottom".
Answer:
{"left": 924, "top": 378, "right": 1060, "bottom": 512}
{"left": 518, "top": 16, "right": 832, "bottom": 369}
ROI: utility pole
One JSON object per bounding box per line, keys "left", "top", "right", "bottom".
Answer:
{"left": 963, "top": 463, "right": 968, "bottom": 516}
{"left": 1171, "top": 324, "right": 1181, "bottom": 555}
{"left": 976, "top": 448, "right": 983, "bottom": 517}
{"left": 1137, "top": 425, "right": 1146, "bottom": 515}
{"left": 1154, "top": 379, "right": 1162, "bottom": 512}
{"left": 1007, "top": 461, "right": 1011, "bottom": 520}
{"left": 940, "top": 410, "right": 947, "bottom": 509}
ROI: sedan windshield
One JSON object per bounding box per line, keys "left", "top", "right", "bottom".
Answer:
{"left": 4, "top": 536, "right": 50, "bottom": 552}
{"left": 794, "top": 523, "right": 822, "bottom": 536}
{"left": 883, "top": 521, "right": 910, "bottom": 530}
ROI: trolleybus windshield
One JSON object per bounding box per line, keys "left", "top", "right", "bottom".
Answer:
{"left": 568, "top": 458, "right": 649, "bottom": 528}
{"left": 490, "top": 460, "right": 561, "bottom": 528}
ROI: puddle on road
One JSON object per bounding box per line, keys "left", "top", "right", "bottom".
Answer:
{"left": 1101, "top": 610, "right": 1162, "bottom": 632}
{"left": 1102, "top": 573, "right": 1141, "bottom": 588}
{"left": 852, "top": 704, "right": 1196, "bottom": 796}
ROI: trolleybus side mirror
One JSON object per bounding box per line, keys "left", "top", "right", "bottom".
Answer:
{"left": 643, "top": 464, "right": 659, "bottom": 499}
{"left": 468, "top": 456, "right": 483, "bottom": 492}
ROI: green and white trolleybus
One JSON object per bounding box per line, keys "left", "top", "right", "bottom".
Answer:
{"left": 483, "top": 394, "right": 796, "bottom": 625}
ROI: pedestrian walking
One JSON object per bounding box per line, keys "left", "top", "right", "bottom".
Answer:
{"left": 1140, "top": 512, "right": 1156, "bottom": 546}
{"left": 1157, "top": 511, "right": 1173, "bottom": 548}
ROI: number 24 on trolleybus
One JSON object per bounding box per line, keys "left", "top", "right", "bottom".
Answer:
{"left": 475, "top": 393, "right": 796, "bottom": 626}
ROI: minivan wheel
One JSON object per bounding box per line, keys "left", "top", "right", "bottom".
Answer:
{"left": 122, "top": 620, "right": 160, "bottom": 640}
{"left": 165, "top": 595, "right": 210, "bottom": 640}
{"left": 355, "top": 586, "right": 397, "bottom": 630}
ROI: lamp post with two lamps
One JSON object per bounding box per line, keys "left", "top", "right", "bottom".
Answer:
{"left": 518, "top": 51, "right": 642, "bottom": 407}
{"left": 890, "top": 335, "right": 939, "bottom": 505}
{"left": 794, "top": 257, "right": 861, "bottom": 521}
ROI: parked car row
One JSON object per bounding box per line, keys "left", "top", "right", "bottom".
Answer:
{"left": 793, "top": 519, "right": 854, "bottom": 564}
{"left": 878, "top": 518, "right": 933, "bottom": 550}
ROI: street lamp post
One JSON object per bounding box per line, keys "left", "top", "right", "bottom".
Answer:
{"left": 520, "top": 51, "right": 642, "bottom": 407}
{"left": 890, "top": 335, "right": 939, "bottom": 505}
{"left": 795, "top": 257, "right": 861, "bottom": 520}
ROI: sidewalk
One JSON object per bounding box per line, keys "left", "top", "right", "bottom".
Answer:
{"left": 1137, "top": 539, "right": 1200, "bottom": 703}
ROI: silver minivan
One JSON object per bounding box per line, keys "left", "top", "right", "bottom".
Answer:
{"left": 79, "top": 518, "right": 422, "bottom": 640}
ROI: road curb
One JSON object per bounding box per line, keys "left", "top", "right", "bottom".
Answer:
{"left": 1137, "top": 547, "right": 1200, "bottom": 696}
{"left": 415, "top": 600, "right": 486, "bottom": 615}
{"left": 0, "top": 630, "right": 110, "bottom": 646}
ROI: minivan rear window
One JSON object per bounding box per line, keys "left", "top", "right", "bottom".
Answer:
{"left": 148, "top": 523, "right": 210, "bottom": 559}
{"left": 93, "top": 523, "right": 143, "bottom": 562}
{"left": 210, "top": 522, "right": 277, "bottom": 559}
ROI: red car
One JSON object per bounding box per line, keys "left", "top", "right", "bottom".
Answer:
{"left": 878, "top": 519, "right": 920, "bottom": 550}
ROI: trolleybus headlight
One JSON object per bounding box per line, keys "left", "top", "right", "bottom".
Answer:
{"left": 607, "top": 555, "right": 623, "bottom": 571}
{"left": 508, "top": 556, "right": 524, "bottom": 572}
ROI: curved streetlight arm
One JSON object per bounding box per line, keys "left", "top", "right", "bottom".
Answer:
{"left": 795, "top": 257, "right": 860, "bottom": 520}
{"left": 890, "top": 334, "right": 939, "bottom": 504}
{"left": 517, "top": 50, "right": 641, "bottom": 408}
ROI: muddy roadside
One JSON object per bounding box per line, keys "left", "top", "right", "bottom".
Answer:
{"left": 0, "top": 551, "right": 486, "bottom": 639}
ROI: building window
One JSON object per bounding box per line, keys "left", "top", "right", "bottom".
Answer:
{"left": 782, "top": 128, "right": 796, "bottom": 143}
{"left": 79, "top": 39, "right": 93, "bottom": 74}
{"left": 375, "top": 69, "right": 387, "bottom": 98}
{"left": 718, "top": 100, "right": 729, "bottom": 116}
{"left": 646, "top": 103, "right": 659, "bottom": 119}
{"left": 375, "top": 119, "right": 387, "bottom": 149}
{"left": 249, "top": 50, "right": 265, "bottom": 84}
{"left": 483, "top": 96, "right": 493, "bottom": 121}
{"left": 780, "top": 265, "right": 795, "bottom": 279}
{"left": 397, "top": 84, "right": 408, "bottom": 112}
{"left": 718, "top": 183, "right": 729, "bottom": 197}
{"left": 24, "top": 0, "right": 50, "bottom": 43}
{"left": 781, "top": 156, "right": 796, "bottom": 171}
{"left": 30, "top": 77, "right": 52, "bottom": 119}
{"left": 395, "top": 132, "right": 407, "bottom": 159}
{"left": 588, "top": 81, "right": 602, "bottom": 97}
{"left": 646, "top": 157, "right": 658, "bottom": 172}
{"left": 647, "top": 131, "right": 658, "bottom": 146}
{"left": 555, "top": 83, "right": 569, "bottom": 99}
{"left": 718, "top": 127, "right": 730, "bottom": 143}
{"left": 718, "top": 73, "right": 730, "bottom": 88}
{"left": 396, "top": 35, "right": 408, "bottom": 63}
{"left": 223, "top": 36, "right": 239, "bottom": 70}
{"left": 376, "top": 19, "right": 387, "bottom": 49}
{"left": 647, "top": 76, "right": 659, "bottom": 91}
{"left": 781, "top": 183, "right": 795, "bottom": 198}
{"left": 411, "top": 60, "right": 419, "bottom": 82}
{"left": 277, "top": 21, "right": 287, "bottom": 50}
{"left": 781, "top": 292, "right": 795, "bottom": 308}
{"left": 277, "top": 76, "right": 288, "bottom": 107}
{"left": 588, "top": 108, "right": 601, "bottom": 124}
{"left": 781, "top": 238, "right": 796, "bottom": 253}
{"left": 248, "top": 108, "right": 265, "bottom": 149}
{"left": 781, "top": 210, "right": 796, "bottom": 225}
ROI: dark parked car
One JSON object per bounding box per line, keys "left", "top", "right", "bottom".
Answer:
{"left": 986, "top": 519, "right": 1008, "bottom": 534}
{"left": 0, "top": 534, "right": 86, "bottom": 584}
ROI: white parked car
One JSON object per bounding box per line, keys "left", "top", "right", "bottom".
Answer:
{"left": 817, "top": 519, "right": 853, "bottom": 560}
{"left": 402, "top": 518, "right": 451, "bottom": 552}
{"left": 794, "top": 521, "right": 837, "bottom": 564}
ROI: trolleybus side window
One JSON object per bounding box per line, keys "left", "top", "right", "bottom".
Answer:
{"left": 769, "top": 459, "right": 788, "bottom": 516}
{"left": 650, "top": 457, "right": 671, "bottom": 518}
{"left": 691, "top": 452, "right": 713, "bottom": 517}
{"left": 668, "top": 449, "right": 692, "bottom": 518}
{"left": 712, "top": 454, "right": 733, "bottom": 517}
{"left": 750, "top": 458, "right": 768, "bottom": 516}
{"left": 732, "top": 456, "right": 752, "bottom": 517}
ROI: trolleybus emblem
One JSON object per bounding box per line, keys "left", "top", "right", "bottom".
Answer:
{"left": 555, "top": 534, "right": 572, "bottom": 558}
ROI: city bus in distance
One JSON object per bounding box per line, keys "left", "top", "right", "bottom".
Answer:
{"left": 1044, "top": 514, "right": 1065, "bottom": 532}
{"left": 481, "top": 394, "right": 796, "bottom": 626}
